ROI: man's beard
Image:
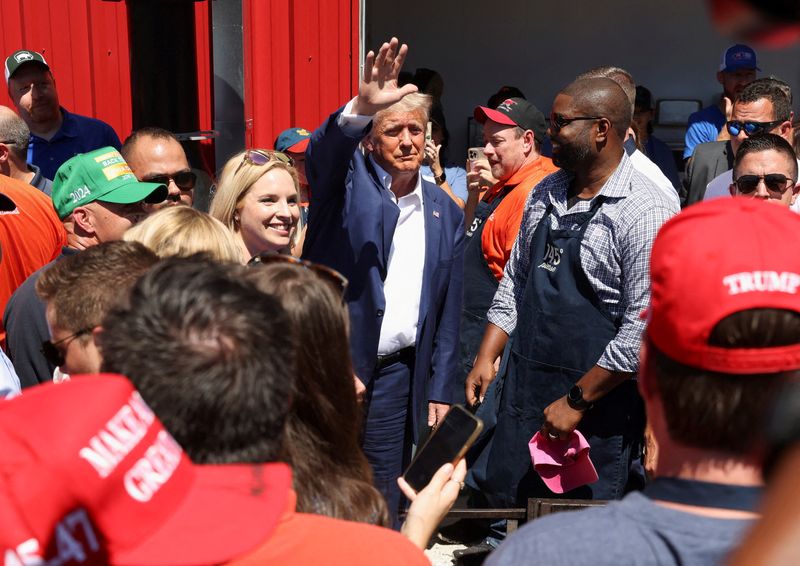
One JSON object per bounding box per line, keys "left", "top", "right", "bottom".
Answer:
{"left": 552, "top": 140, "right": 591, "bottom": 172}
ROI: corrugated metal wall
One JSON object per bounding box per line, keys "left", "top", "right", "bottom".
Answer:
{"left": 243, "top": 0, "right": 359, "bottom": 149}
{"left": 0, "top": 0, "right": 133, "bottom": 140}
{"left": 0, "top": 0, "right": 359, "bottom": 163}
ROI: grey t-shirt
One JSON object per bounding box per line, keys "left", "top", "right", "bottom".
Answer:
{"left": 486, "top": 492, "right": 753, "bottom": 566}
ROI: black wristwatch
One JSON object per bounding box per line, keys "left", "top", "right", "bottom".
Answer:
{"left": 434, "top": 170, "right": 447, "bottom": 185}
{"left": 567, "top": 385, "right": 593, "bottom": 411}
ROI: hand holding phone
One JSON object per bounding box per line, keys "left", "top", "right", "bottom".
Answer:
{"left": 467, "top": 147, "right": 486, "bottom": 171}
{"left": 398, "top": 458, "right": 468, "bottom": 549}
{"left": 402, "top": 404, "right": 483, "bottom": 491}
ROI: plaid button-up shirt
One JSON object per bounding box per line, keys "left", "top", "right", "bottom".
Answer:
{"left": 488, "top": 152, "right": 678, "bottom": 373}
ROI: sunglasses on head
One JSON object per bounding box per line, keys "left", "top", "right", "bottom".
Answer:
{"left": 141, "top": 171, "right": 197, "bottom": 191}
{"left": 733, "top": 173, "right": 796, "bottom": 195}
{"left": 247, "top": 252, "right": 349, "bottom": 299}
{"left": 550, "top": 113, "right": 603, "bottom": 132}
{"left": 726, "top": 119, "right": 787, "bottom": 137}
{"left": 234, "top": 150, "right": 294, "bottom": 177}
{"left": 40, "top": 327, "right": 93, "bottom": 368}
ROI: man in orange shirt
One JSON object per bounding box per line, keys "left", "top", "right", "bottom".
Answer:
{"left": 460, "top": 98, "right": 557, "bottom": 393}
{"left": 0, "top": 174, "right": 65, "bottom": 342}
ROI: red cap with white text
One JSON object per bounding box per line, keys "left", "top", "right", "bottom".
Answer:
{"left": 0, "top": 374, "right": 290, "bottom": 565}
{"left": 647, "top": 198, "right": 800, "bottom": 374}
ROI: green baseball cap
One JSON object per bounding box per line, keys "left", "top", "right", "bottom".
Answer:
{"left": 4, "top": 49, "right": 49, "bottom": 83}
{"left": 51, "top": 147, "right": 168, "bottom": 219}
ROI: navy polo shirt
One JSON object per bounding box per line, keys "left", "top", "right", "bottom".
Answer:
{"left": 28, "top": 107, "right": 122, "bottom": 180}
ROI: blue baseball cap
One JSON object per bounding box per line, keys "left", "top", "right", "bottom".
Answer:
{"left": 274, "top": 127, "right": 311, "bottom": 153}
{"left": 719, "top": 44, "right": 760, "bottom": 72}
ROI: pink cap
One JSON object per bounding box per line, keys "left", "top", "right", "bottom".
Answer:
{"left": 529, "top": 430, "right": 599, "bottom": 493}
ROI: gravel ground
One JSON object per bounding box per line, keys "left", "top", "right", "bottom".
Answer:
{"left": 425, "top": 541, "right": 465, "bottom": 566}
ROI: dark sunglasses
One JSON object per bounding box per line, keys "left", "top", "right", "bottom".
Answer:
{"left": 726, "top": 119, "right": 787, "bottom": 137}
{"left": 234, "top": 150, "right": 294, "bottom": 177}
{"left": 247, "top": 252, "right": 348, "bottom": 299}
{"left": 550, "top": 113, "right": 603, "bottom": 132}
{"left": 142, "top": 171, "right": 197, "bottom": 191}
{"left": 733, "top": 173, "right": 796, "bottom": 195}
{"left": 41, "top": 327, "right": 93, "bottom": 367}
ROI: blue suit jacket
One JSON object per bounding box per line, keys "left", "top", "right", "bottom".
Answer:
{"left": 303, "top": 107, "right": 465, "bottom": 437}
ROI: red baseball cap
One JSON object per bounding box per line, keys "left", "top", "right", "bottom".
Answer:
{"left": 0, "top": 374, "right": 290, "bottom": 565}
{"left": 473, "top": 97, "right": 547, "bottom": 142}
{"left": 529, "top": 430, "right": 598, "bottom": 493}
{"left": 647, "top": 198, "right": 800, "bottom": 374}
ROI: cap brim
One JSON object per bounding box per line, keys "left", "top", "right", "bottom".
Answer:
{"left": 113, "top": 463, "right": 291, "bottom": 565}
{"left": 473, "top": 106, "right": 518, "bottom": 127}
{"left": 535, "top": 458, "right": 599, "bottom": 494}
{"left": 287, "top": 138, "right": 310, "bottom": 153}
{"left": 96, "top": 181, "right": 168, "bottom": 205}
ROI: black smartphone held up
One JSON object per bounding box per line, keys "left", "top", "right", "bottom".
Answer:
{"left": 402, "top": 404, "right": 483, "bottom": 492}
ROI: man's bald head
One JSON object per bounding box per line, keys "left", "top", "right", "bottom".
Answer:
{"left": 0, "top": 105, "right": 30, "bottom": 161}
{"left": 578, "top": 66, "right": 636, "bottom": 115}
{"left": 560, "top": 78, "right": 631, "bottom": 140}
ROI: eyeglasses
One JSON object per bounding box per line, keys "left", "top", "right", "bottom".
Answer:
{"left": 247, "top": 252, "right": 349, "bottom": 299}
{"left": 550, "top": 113, "right": 603, "bottom": 132}
{"left": 234, "top": 150, "right": 294, "bottom": 177}
{"left": 733, "top": 173, "right": 796, "bottom": 195}
{"left": 40, "top": 327, "right": 94, "bottom": 367}
{"left": 726, "top": 119, "right": 787, "bottom": 137}
{"left": 141, "top": 171, "right": 197, "bottom": 191}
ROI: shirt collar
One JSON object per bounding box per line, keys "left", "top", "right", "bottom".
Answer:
{"left": 55, "top": 107, "right": 78, "bottom": 139}
{"left": 547, "top": 151, "right": 635, "bottom": 205}
{"left": 369, "top": 155, "right": 424, "bottom": 205}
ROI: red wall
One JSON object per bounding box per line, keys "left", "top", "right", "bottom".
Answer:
{"left": 0, "top": 0, "right": 133, "bottom": 140}
{"left": 0, "top": 0, "right": 358, "bottom": 161}
{"left": 243, "top": 0, "right": 359, "bottom": 149}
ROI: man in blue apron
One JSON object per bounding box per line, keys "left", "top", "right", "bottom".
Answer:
{"left": 487, "top": 197, "right": 800, "bottom": 565}
{"left": 465, "top": 77, "right": 677, "bottom": 517}
{"left": 458, "top": 98, "right": 557, "bottom": 403}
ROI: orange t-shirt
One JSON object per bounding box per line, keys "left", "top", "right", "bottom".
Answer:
{"left": 481, "top": 156, "right": 558, "bottom": 280}
{"left": 0, "top": 176, "right": 66, "bottom": 341}
{"left": 227, "top": 489, "right": 429, "bottom": 565}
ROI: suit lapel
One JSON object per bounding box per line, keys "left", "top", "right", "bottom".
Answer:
{"left": 419, "top": 182, "right": 443, "bottom": 318}
{"left": 364, "top": 156, "right": 399, "bottom": 279}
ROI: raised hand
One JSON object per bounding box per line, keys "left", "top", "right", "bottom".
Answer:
{"left": 353, "top": 37, "right": 419, "bottom": 116}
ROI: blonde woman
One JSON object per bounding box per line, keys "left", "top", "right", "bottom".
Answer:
{"left": 124, "top": 206, "right": 242, "bottom": 263}
{"left": 209, "top": 149, "right": 302, "bottom": 261}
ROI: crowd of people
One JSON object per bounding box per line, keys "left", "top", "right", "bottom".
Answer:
{"left": 1, "top": 34, "right": 800, "bottom": 565}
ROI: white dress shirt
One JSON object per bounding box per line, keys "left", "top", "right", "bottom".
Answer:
{"left": 704, "top": 158, "right": 800, "bottom": 214}
{"left": 338, "top": 98, "right": 427, "bottom": 356}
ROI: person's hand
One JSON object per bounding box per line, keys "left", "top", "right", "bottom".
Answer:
{"left": 353, "top": 37, "right": 418, "bottom": 116}
{"left": 541, "top": 396, "right": 584, "bottom": 440}
{"left": 465, "top": 357, "right": 496, "bottom": 407}
{"left": 354, "top": 375, "right": 366, "bottom": 403}
{"left": 428, "top": 402, "right": 450, "bottom": 428}
{"left": 398, "top": 459, "right": 467, "bottom": 550}
{"left": 423, "top": 140, "right": 443, "bottom": 173}
{"left": 466, "top": 159, "right": 496, "bottom": 195}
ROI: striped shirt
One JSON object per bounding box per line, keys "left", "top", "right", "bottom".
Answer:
{"left": 487, "top": 152, "right": 678, "bottom": 373}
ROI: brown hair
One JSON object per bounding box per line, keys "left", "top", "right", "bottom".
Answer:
{"left": 36, "top": 241, "right": 159, "bottom": 336}
{"left": 648, "top": 308, "right": 800, "bottom": 454}
{"left": 243, "top": 263, "right": 389, "bottom": 526}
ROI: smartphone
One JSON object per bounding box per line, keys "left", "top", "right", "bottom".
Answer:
{"left": 426, "top": 122, "right": 433, "bottom": 142}
{"left": 467, "top": 147, "right": 486, "bottom": 170}
{"left": 402, "top": 404, "right": 483, "bottom": 492}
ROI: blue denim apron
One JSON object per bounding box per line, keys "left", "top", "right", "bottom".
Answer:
{"left": 469, "top": 198, "right": 644, "bottom": 507}
{"left": 457, "top": 187, "right": 514, "bottom": 404}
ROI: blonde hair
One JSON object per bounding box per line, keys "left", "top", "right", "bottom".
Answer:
{"left": 124, "top": 206, "right": 243, "bottom": 263}
{"left": 209, "top": 149, "right": 300, "bottom": 233}
{"left": 373, "top": 92, "right": 433, "bottom": 132}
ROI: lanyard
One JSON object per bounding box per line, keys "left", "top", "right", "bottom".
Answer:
{"left": 643, "top": 477, "right": 762, "bottom": 513}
